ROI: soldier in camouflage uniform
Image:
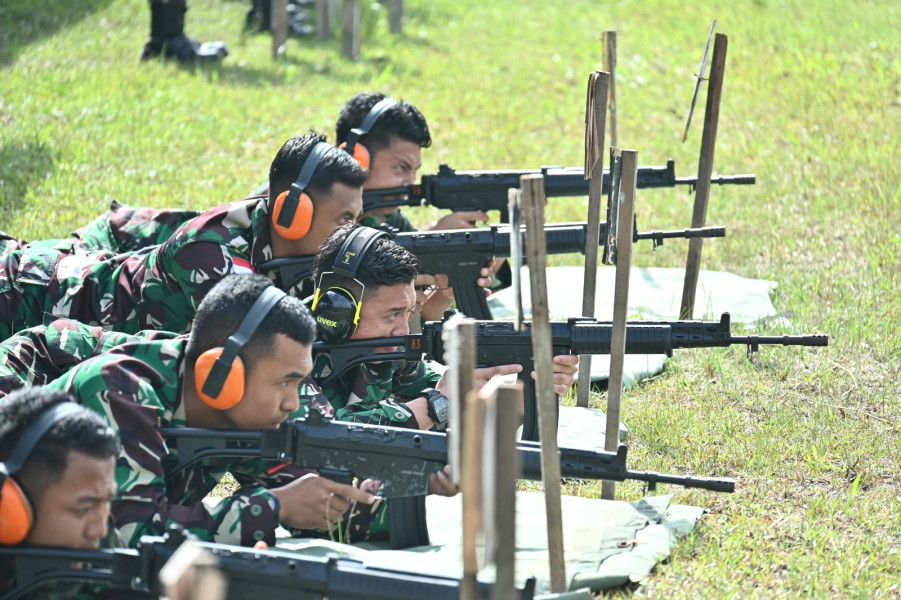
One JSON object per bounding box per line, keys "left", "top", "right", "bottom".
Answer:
{"left": 0, "top": 318, "right": 179, "bottom": 397}
{"left": 300, "top": 223, "right": 579, "bottom": 432}
{"left": 42, "top": 275, "right": 380, "bottom": 548}
{"left": 0, "top": 132, "right": 366, "bottom": 340}
{"left": 0, "top": 386, "right": 120, "bottom": 599}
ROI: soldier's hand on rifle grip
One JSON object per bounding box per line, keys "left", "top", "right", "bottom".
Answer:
{"left": 428, "top": 465, "right": 459, "bottom": 497}
{"left": 534, "top": 354, "right": 579, "bottom": 397}
{"left": 269, "top": 473, "right": 375, "bottom": 531}
{"left": 428, "top": 210, "right": 490, "bottom": 231}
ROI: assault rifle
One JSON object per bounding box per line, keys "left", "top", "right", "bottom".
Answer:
{"left": 259, "top": 221, "right": 726, "bottom": 319}
{"left": 0, "top": 526, "right": 536, "bottom": 600}
{"left": 315, "top": 311, "right": 829, "bottom": 441}
{"left": 362, "top": 160, "right": 756, "bottom": 221}
{"left": 157, "top": 408, "right": 735, "bottom": 547}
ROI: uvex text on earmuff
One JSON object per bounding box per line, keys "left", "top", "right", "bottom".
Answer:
{"left": 339, "top": 97, "right": 398, "bottom": 170}
{"left": 194, "top": 286, "right": 288, "bottom": 410}
{"left": 0, "top": 402, "right": 82, "bottom": 545}
{"left": 272, "top": 141, "right": 334, "bottom": 240}
{"left": 311, "top": 227, "right": 389, "bottom": 343}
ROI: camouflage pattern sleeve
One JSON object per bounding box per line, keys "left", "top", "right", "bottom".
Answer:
{"left": 304, "top": 353, "right": 437, "bottom": 429}
{"left": 69, "top": 201, "right": 201, "bottom": 254}
{"left": 0, "top": 318, "right": 180, "bottom": 397}
{"left": 45, "top": 340, "right": 281, "bottom": 548}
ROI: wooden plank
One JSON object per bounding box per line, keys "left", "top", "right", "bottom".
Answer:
{"left": 270, "top": 0, "right": 288, "bottom": 60}
{"left": 577, "top": 70, "right": 610, "bottom": 408}
{"left": 316, "top": 0, "right": 333, "bottom": 41}
{"left": 520, "top": 173, "right": 566, "bottom": 593}
{"left": 342, "top": 0, "right": 362, "bottom": 60}
{"left": 444, "top": 313, "right": 475, "bottom": 487}
{"left": 680, "top": 33, "right": 728, "bottom": 319}
{"left": 482, "top": 381, "right": 521, "bottom": 600}
{"left": 388, "top": 0, "right": 404, "bottom": 34}
{"left": 601, "top": 148, "right": 638, "bottom": 501}
{"left": 603, "top": 31, "right": 618, "bottom": 148}
{"left": 461, "top": 386, "right": 485, "bottom": 600}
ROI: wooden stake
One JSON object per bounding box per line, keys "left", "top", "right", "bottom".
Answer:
{"left": 603, "top": 31, "right": 618, "bottom": 149}
{"left": 680, "top": 33, "right": 728, "bottom": 319}
{"left": 461, "top": 387, "right": 485, "bottom": 600}
{"left": 521, "top": 173, "right": 566, "bottom": 593}
{"left": 481, "top": 380, "right": 521, "bottom": 600}
{"left": 270, "top": 0, "right": 288, "bottom": 60}
{"left": 342, "top": 0, "right": 362, "bottom": 60}
{"left": 387, "top": 0, "right": 404, "bottom": 34}
{"left": 577, "top": 71, "right": 610, "bottom": 408}
{"left": 601, "top": 149, "right": 638, "bottom": 501}
{"left": 315, "top": 0, "right": 333, "bottom": 41}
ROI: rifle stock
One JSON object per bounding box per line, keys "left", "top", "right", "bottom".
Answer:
{"left": 363, "top": 160, "right": 756, "bottom": 220}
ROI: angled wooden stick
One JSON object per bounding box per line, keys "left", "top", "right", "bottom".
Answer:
{"left": 521, "top": 173, "right": 566, "bottom": 592}
{"left": 601, "top": 148, "right": 638, "bottom": 501}
{"left": 578, "top": 70, "right": 610, "bottom": 408}
{"left": 680, "top": 33, "right": 728, "bottom": 319}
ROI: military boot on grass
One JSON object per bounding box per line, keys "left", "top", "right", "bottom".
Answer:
{"left": 141, "top": 0, "right": 228, "bottom": 63}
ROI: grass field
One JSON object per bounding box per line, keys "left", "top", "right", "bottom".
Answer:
{"left": 1, "top": 0, "right": 899, "bottom": 597}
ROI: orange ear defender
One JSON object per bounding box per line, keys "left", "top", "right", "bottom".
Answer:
{"left": 340, "top": 97, "right": 398, "bottom": 171}
{"left": 0, "top": 402, "right": 82, "bottom": 545}
{"left": 272, "top": 141, "right": 334, "bottom": 240}
{"left": 194, "top": 286, "right": 288, "bottom": 410}
{"left": 311, "top": 226, "right": 389, "bottom": 344}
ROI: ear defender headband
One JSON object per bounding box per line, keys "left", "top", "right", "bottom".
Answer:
{"left": 194, "top": 285, "right": 288, "bottom": 410}
{"left": 272, "top": 141, "right": 334, "bottom": 241}
{"left": 339, "top": 97, "right": 398, "bottom": 171}
{"left": 0, "top": 402, "right": 82, "bottom": 545}
{"left": 311, "top": 227, "right": 389, "bottom": 343}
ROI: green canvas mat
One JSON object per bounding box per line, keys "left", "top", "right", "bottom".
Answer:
{"left": 276, "top": 491, "right": 705, "bottom": 595}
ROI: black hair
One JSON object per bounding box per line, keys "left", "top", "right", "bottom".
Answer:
{"left": 185, "top": 274, "right": 317, "bottom": 367}
{"left": 0, "top": 387, "right": 119, "bottom": 507}
{"left": 313, "top": 223, "right": 419, "bottom": 299}
{"left": 268, "top": 131, "right": 367, "bottom": 208}
{"left": 335, "top": 91, "right": 432, "bottom": 154}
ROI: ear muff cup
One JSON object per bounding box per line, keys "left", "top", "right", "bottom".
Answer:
{"left": 339, "top": 141, "right": 372, "bottom": 171}
{"left": 272, "top": 188, "right": 314, "bottom": 240}
{"left": 194, "top": 349, "right": 246, "bottom": 410}
{"left": 312, "top": 287, "right": 362, "bottom": 344}
{"left": 0, "top": 476, "right": 35, "bottom": 545}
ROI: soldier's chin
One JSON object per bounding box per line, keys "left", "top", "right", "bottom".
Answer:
{"left": 374, "top": 346, "right": 398, "bottom": 354}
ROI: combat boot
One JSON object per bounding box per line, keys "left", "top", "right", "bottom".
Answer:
{"left": 141, "top": 1, "right": 229, "bottom": 63}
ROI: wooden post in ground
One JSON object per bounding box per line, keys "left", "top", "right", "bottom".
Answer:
{"left": 342, "top": 0, "right": 362, "bottom": 60}
{"left": 387, "top": 0, "right": 404, "bottom": 34}
{"left": 601, "top": 149, "right": 638, "bottom": 501}
{"left": 270, "top": 0, "right": 288, "bottom": 59}
{"left": 679, "top": 33, "right": 728, "bottom": 319}
{"left": 316, "top": 0, "right": 334, "bottom": 40}
{"left": 603, "top": 31, "right": 617, "bottom": 149}
{"left": 481, "top": 380, "right": 521, "bottom": 600}
{"left": 521, "top": 173, "right": 566, "bottom": 593}
{"left": 443, "top": 314, "right": 480, "bottom": 600}
{"left": 577, "top": 70, "right": 610, "bottom": 408}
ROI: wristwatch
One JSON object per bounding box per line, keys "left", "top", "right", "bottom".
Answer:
{"left": 421, "top": 388, "right": 450, "bottom": 431}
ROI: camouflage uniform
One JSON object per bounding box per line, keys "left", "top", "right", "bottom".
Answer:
{"left": 42, "top": 337, "right": 385, "bottom": 548}
{"left": 300, "top": 352, "right": 441, "bottom": 429}
{"left": 0, "top": 197, "right": 307, "bottom": 339}
{"left": 0, "top": 317, "right": 178, "bottom": 397}
{"left": 66, "top": 200, "right": 201, "bottom": 254}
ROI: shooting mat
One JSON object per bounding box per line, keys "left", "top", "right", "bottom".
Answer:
{"left": 276, "top": 492, "right": 703, "bottom": 595}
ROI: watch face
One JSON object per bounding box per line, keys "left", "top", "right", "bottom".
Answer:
{"left": 428, "top": 392, "right": 450, "bottom": 428}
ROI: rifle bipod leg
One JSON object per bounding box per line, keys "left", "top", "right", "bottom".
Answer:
{"left": 387, "top": 495, "right": 430, "bottom": 549}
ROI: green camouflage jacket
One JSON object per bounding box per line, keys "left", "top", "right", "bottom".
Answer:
{"left": 0, "top": 197, "right": 303, "bottom": 339}
{"left": 0, "top": 317, "right": 178, "bottom": 397}
{"left": 300, "top": 352, "right": 441, "bottom": 429}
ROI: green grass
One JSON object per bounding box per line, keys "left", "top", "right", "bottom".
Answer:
{"left": 2, "top": 0, "right": 900, "bottom": 597}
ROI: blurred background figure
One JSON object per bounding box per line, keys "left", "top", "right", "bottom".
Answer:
{"left": 141, "top": 0, "right": 229, "bottom": 63}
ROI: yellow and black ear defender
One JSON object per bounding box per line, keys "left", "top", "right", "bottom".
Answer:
{"left": 311, "top": 226, "right": 389, "bottom": 343}
{"left": 0, "top": 401, "right": 82, "bottom": 545}
{"left": 272, "top": 141, "right": 334, "bottom": 240}
{"left": 339, "top": 97, "right": 398, "bottom": 171}
{"left": 194, "top": 286, "right": 288, "bottom": 410}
